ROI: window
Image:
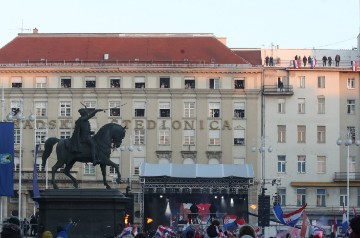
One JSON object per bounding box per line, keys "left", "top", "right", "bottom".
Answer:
{"left": 209, "top": 102, "right": 220, "bottom": 118}
{"left": 135, "top": 76, "right": 145, "bottom": 88}
{"left": 297, "top": 125, "right": 306, "bottom": 143}
{"left": 110, "top": 77, "right": 120, "bottom": 88}
{"left": 35, "top": 129, "right": 47, "bottom": 144}
{"left": 160, "top": 77, "right": 170, "bottom": 88}
{"left": 84, "top": 164, "right": 95, "bottom": 175}
{"left": 134, "top": 102, "right": 146, "bottom": 117}
{"left": 109, "top": 158, "right": 120, "bottom": 176}
{"left": 134, "top": 129, "right": 145, "bottom": 145}
{"left": 159, "top": 129, "right": 170, "bottom": 145}
{"left": 35, "top": 102, "right": 47, "bottom": 117}
{"left": 85, "top": 76, "right": 96, "bottom": 88}
{"left": 14, "top": 129, "right": 20, "bottom": 144}
{"left": 11, "top": 77, "right": 22, "bottom": 88}
{"left": 317, "top": 156, "right": 326, "bottom": 173}
{"left": 298, "top": 98, "right": 305, "bottom": 114}
{"left": 278, "top": 99, "right": 285, "bottom": 113}
{"left": 60, "top": 129, "right": 71, "bottom": 139}
{"left": 318, "top": 96, "right": 325, "bottom": 114}
{"left": 35, "top": 77, "right": 47, "bottom": 88}
{"left": 84, "top": 101, "right": 96, "bottom": 110}
{"left": 297, "top": 156, "right": 306, "bottom": 173}
{"left": 317, "top": 189, "right": 326, "bottom": 207}
{"left": 209, "top": 78, "right": 220, "bottom": 89}
{"left": 317, "top": 126, "right": 326, "bottom": 143}
{"left": 277, "top": 155, "right": 286, "bottom": 173}
{"left": 184, "top": 130, "right": 195, "bottom": 145}
{"left": 350, "top": 156, "right": 356, "bottom": 173}
{"left": 133, "top": 157, "right": 144, "bottom": 176}
{"left": 14, "top": 158, "right": 20, "bottom": 171}
{"left": 277, "top": 125, "right": 286, "bottom": 143}
{"left": 59, "top": 101, "right": 71, "bottom": 117}
{"left": 234, "top": 78, "right": 245, "bottom": 89}
{"left": 35, "top": 158, "right": 44, "bottom": 171}
{"left": 234, "top": 129, "right": 245, "bottom": 145}
{"left": 10, "top": 100, "right": 21, "bottom": 115}
{"left": 348, "top": 127, "right": 356, "bottom": 142}
{"left": 278, "top": 188, "right": 286, "bottom": 206}
{"left": 277, "top": 77, "right": 284, "bottom": 91}
{"left": 184, "top": 77, "right": 195, "bottom": 89}
{"left": 318, "top": 76, "right": 325, "bottom": 88}
{"left": 299, "top": 76, "right": 305, "bottom": 88}
{"left": 109, "top": 101, "right": 121, "bottom": 117}
{"left": 159, "top": 102, "right": 171, "bottom": 117}
{"left": 209, "top": 130, "right": 220, "bottom": 145}
{"left": 347, "top": 78, "right": 355, "bottom": 89}
{"left": 61, "top": 77, "right": 71, "bottom": 88}
{"left": 297, "top": 188, "right": 306, "bottom": 206}
{"left": 234, "top": 102, "right": 245, "bottom": 118}
{"left": 184, "top": 102, "right": 195, "bottom": 118}
{"left": 340, "top": 188, "right": 347, "bottom": 206}
{"left": 347, "top": 100, "right": 355, "bottom": 114}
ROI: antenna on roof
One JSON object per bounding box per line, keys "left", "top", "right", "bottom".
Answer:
{"left": 9, "top": 19, "right": 31, "bottom": 33}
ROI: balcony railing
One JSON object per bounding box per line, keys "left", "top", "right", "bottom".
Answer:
{"left": 334, "top": 172, "right": 360, "bottom": 181}
{"left": 262, "top": 85, "right": 294, "bottom": 95}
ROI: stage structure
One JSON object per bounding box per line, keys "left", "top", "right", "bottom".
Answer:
{"left": 139, "top": 163, "right": 255, "bottom": 232}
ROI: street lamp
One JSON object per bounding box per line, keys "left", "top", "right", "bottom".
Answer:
{"left": 336, "top": 129, "right": 360, "bottom": 222}
{"left": 251, "top": 136, "right": 273, "bottom": 188}
{"left": 7, "top": 103, "right": 36, "bottom": 223}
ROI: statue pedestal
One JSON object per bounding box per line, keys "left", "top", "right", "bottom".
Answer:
{"left": 34, "top": 189, "right": 130, "bottom": 238}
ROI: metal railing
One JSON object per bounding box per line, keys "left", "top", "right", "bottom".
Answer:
{"left": 334, "top": 172, "right": 360, "bottom": 181}
{"left": 262, "top": 85, "right": 294, "bottom": 95}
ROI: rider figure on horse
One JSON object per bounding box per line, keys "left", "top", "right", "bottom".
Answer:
{"left": 68, "top": 107, "right": 104, "bottom": 165}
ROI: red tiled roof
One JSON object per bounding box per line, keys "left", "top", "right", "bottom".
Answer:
{"left": 232, "top": 49, "right": 262, "bottom": 66}
{"left": 0, "top": 33, "right": 248, "bottom": 64}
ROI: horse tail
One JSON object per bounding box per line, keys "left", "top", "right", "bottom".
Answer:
{"left": 41, "top": 137, "right": 60, "bottom": 167}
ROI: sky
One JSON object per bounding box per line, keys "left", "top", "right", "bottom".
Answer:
{"left": 0, "top": 0, "right": 359, "bottom": 50}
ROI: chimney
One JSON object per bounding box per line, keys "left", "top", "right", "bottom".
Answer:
{"left": 33, "top": 28, "right": 38, "bottom": 34}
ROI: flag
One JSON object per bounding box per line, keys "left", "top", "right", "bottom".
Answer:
{"left": 0, "top": 122, "right": 15, "bottom": 196}
{"left": 311, "top": 57, "right": 316, "bottom": 68}
{"left": 293, "top": 60, "right": 298, "bottom": 69}
{"left": 333, "top": 213, "right": 337, "bottom": 235}
{"left": 132, "top": 225, "right": 138, "bottom": 236}
{"left": 341, "top": 205, "right": 349, "bottom": 234}
{"left": 32, "top": 144, "right": 40, "bottom": 204}
{"left": 236, "top": 217, "right": 246, "bottom": 226}
{"left": 273, "top": 203, "right": 307, "bottom": 227}
{"left": 156, "top": 225, "right": 173, "bottom": 237}
{"left": 118, "top": 225, "right": 133, "bottom": 238}
{"left": 223, "top": 214, "right": 237, "bottom": 225}
{"left": 255, "top": 227, "right": 262, "bottom": 237}
{"left": 352, "top": 61, "right": 358, "bottom": 71}
{"left": 300, "top": 210, "right": 310, "bottom": 237}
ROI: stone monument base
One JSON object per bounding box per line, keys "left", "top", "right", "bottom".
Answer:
{"left": 34, "top": 189, "right": 130, "bottom": 238}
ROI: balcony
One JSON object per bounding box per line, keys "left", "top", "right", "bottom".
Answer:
{"left": 262, "top": 85, "right": 294, "bottom": 96}
{"left": 334, "top": 172, "right": 360, "bottom": 181}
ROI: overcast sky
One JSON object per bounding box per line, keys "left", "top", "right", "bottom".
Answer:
{"left": 1, "top": 0, "right": 359, "bottom": 49}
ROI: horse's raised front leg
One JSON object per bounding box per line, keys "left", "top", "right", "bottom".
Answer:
{"left": 63, "top": 161, "right": 78, "bottom": 188}
{"left": 51, "top": 165, "right": 59, "bottom": 189}
{"left": 100, "top": 164, "right": 111, "bottom": 189}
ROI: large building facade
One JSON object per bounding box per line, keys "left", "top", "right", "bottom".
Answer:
{"left": 0, "top": 31, "right": 359, "bottom": 233}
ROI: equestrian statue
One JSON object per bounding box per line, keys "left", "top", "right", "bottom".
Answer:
{"left": 41, "top": 107, "right": 126, "bottom": 189}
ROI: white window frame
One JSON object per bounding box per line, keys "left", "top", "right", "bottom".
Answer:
{"left": 298, "top": 98, "right": 305, "bottom": 114}
{"left": 347, "top": 78, "right": 355, "bottom": 89}
{"left": 84, "top": 101, "right": 96, "bottom": 110}
{"left": 60, "top": 129, "right": 71, "bottom": 139}
{"left": 184, "top": 102, "right": 195, "bottom": 118}
{"left": 209, "top": 102, "right": 220, "bottom": 118}
{"left": 60, "top": 77, "right": 71, "bottom": 88}
{"left": 14, "top": 129, "right": 20, "bottom": 144}
{"left": 184, "top": 129, "right": 195, "bottom": 145}
{"left": 110, "top": 77, "right": 121, "bottom": 88}
{"left": 134, "top": 129, "right": 145, "bottom": 145}
{"left": 133, "top": 157, "right": 144, "bottom": 177}
{"left": 317, "top": 156, "right": 326, "bottom": 173}
{"left": 297, "top": 188, "right": 306, "bottom": 206}
{"left": 134, "top": 76, "right": 145, "bottom": 88}
{"left": 134, "top": 101, "right": 146, "bottom": 117}
{"left": 35, "top": 129, "right": 47, "bottom": 144}
{"left": 35, "top": 101, "right": 47, "bottom": 117}
{"left": 109, "top": 158, "right": 120, "bottom": 176}
{"left": 11, "top": 77, "right": 22, "bottom": 88}
{"left": 318, "top": 76, "right": 325, "bottom": 88}
{"left": 317, "top": 126, "right": 326, "bottom": 143}
{"left": 278, "top": 125, "right": 286, "bottom": 143}
{"left": 35, "top": 76, "right": 47, "bottom": 88}
{"left": 159, "top": 129, "right": 170, "bottom": 145}
{"left": 234, "top": 102, "right": 245, "bottom": 118}
{"left": 278, "top": 188, "right": 286, "bottom": 206}
{"left": 209, "top": 130, "right": 220, "bottom": 145}
{"left": 347, "top": 99, "right": 356, "bottom": 114}
{"left": 234, "top": 78, "right": 245, "bottom": 89}
{"left": 159, "top": 102, "right": 171, "bottom": 118}
{"left": 297, "top": 125, "right": 306, "bottom": 143}
{"left": 234, "top": 129, "right": 245, "bottom": 145}
{"left": 278, "top": 99, "right": 285, "bottom": 114}
{"left": 59, "top": 101, "right": 71, "bottom": 117}
{"left": 277, "top": 155, "right": 286, "bottom": 173}
{"left": 316, "top": 189, "right": 326, "bottom": 207}
{"left": 340, "top": 188, "right": 348, "bottom": 206}
{"left": 84, "top": 164, "right": 96, "bottom": 175}
{"left": 297, "top": 155, "right": 306, "bottom": 174}
{"left": 299, "top": 76, "right": 305, "bottom": 88}
{"left": 209, "top": 78, "right": 220, "bottom": 89}
{"left": 109, "top": 101, "right": 121, "bottom": 117}
{"left": 318, "top": 96, "right": 325, "bottom": 114}
{"left": 85, "top": 76, "right": 96, "bottom": 88}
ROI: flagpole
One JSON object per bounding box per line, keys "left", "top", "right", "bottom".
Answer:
{"left": 0, "top": 84, "right": 3, "bottom": 234}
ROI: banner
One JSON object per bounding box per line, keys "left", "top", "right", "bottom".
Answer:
{"left": 0, "top": 122, "right": 15, "bottom": 196}
{"left": 32, "top": 144, "right": 40, "bottom": 203}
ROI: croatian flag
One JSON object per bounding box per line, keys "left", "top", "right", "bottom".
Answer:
{"left": 255, "top": 227, "right": 263, "bottom": 237}
{"left": 300, "top": 210, "right": 310, "bottom": 238}
{"left": 311, "top": 57, "right": 316, "bottom": 68}
{"left": 222, "top": 214, "right": 239, "bottom": 229}
{"left": 156, "top": 225, "right": 173, "bottom": 237}
{"left": 293, "top": 60, "right": 298, "bottom": 69}
{"left": 118, "top": 225, "right": 133, "bottom": 238}
{"left": 273, "top": 203, "right": 307, "bottom": 227}
{"left": 333, "top": 214, "right": 337, "bottom": 235}
{"left": 352, "top": 61, "right": 358, "bottom": 71}
{"left": 341, "top": 205, "right": 349, "bottom": 234}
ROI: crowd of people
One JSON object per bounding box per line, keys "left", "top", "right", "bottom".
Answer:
{"left": 264, "top": 54, "right": 342, "bottom": 67}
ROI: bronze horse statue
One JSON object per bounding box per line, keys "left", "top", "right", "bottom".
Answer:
{"left": 41, "top": 123, "right": 126, "bottom": 189}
